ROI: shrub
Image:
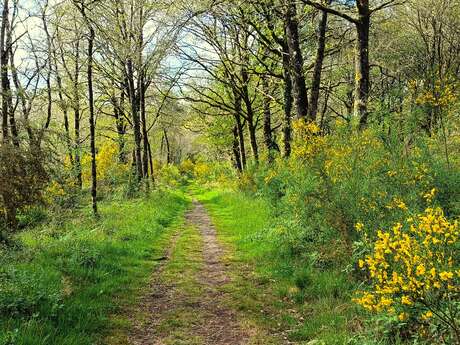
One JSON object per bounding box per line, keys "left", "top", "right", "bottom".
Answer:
{"left": 354, "top": 204, "right": 460, "bottom": 342}
{"left": 82, "top": 140, "right": 130, "bottom": 189}
{"left": 0, "top": 144, "right": 48, "bottom": 230}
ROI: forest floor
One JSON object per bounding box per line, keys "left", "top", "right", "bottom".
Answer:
{"left": 129, "top": 200, "right": 248, "bottom": 344}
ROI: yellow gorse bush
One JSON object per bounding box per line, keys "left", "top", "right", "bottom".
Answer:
{"left": 43, "top": 180, "right": 66, "bottom": 204}
{"left": 354, "top": 201, "right": 459, "bottom": 336}
{"left": 82, "top": 141, "right": 128, "bottom": 184}
{"left": 416, "top": 81, "right": 457, "bottom": 108}
{"left": 291, "top": 119, "right": 324, "bottom": 159}
{"left": 193, "top": 162, "right": 211, "bottom": 179}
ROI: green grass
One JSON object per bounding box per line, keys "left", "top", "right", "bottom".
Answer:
{"left": 193, "top": 186, "right": 362, "bottom": 344}
{"left": 0, "top": 189, "right": 189, "bottom": 345}
{"left": 147, "top": 223, "right": 207, "bottom": 344}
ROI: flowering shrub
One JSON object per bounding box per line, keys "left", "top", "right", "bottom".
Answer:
{"left": 157, "top": 164, "right": 184, "bottom": 187}
{"left": 291, "top": 119, "right": 324, "bottom": 160}
{"left": 82, "top": 141, "right": 129, "bottom": 186}
{"left": 354, "top": 203, "right": 460, "bottom": 342}
{"left": 193, "top": 162, "right": 211, "bottom": 180}
{"left": 178, "top": 159, "right": 195, "bottom": 178}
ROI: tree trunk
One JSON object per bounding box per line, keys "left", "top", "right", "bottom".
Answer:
{"left": 163, "top": 128, "right": 171, "bottom": 164}
{"left": 285, "top": 0, "right": 309, "bottom": 120}
{"left": 48, "top": 14, "right": 73, "bottom": 162}
{"left": 43, "top": 70, "right": 52, "bottom": 137}
{"left": 126, "top": 58, "right": 143, "bottom": 181}
{"left": 262, "top": 75, "right": 275, "bottom": 163}
{"left": 240, "top": 63, "right": 259, "bottom": 162}
{"left": 233, "top": 92, "right": 246, "bottom": 170}
{"left": 56, "top": 68, "right": 73, "bottom": 163}
{"left": 356, "top": 2, "right": 370, "bottom": 129}
{"left": 139, "top": 74, "right": 149, "bottom": 178}
{"left": 114, "top": 93, "right": 126, "bottom": 164}
{"left": 147, "top": 140, "right": 154, "bottom": 182}
{"left": 1, "top": 0, "right": 10, "bottom": 143}
{"left": 232, "top": 125, "right": 243, "bottom": 172}
{"left": 8, "top": 87, "right": 18, "bottom": 147}
{"left": 309, "top": 7, "right": 328, "bottom": 121}
{"left": 282, "top": 48, "right": 293, "bottom": 157}
{"left": 4, "top": 15, "right": 17, "bottom": 147}
{"left": 74, "top": 39, "right": 82, "bottom": 189}
{"left": 87, "top": 25, "right": 98, "bottom": 217}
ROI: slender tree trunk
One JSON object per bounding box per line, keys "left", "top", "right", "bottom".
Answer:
{"left": 232, "top": 125, "right": 243, "bottom": 172}
{"left": 147, "top": 140, "right": 154, "bottom": 182}
{"left": 242, "top": 79, "right": 259, "bottom": 162}
{"left": 139, "top": 75, "right": 149, "bottom": 178}
{"left": 262, "top": 75, "right": 275, "bottom": 163}
{"left": 309, "top": 7, "right": 328, "bottom": 120}
{"left": 126, "top": 58, "right": 143, "bottom": 181}
{"left": 302, "top": 0, "right": 372, "bottom": 127}
{"left": 356, "top": 2, "right": 370, "bottom": 129}
{"left": 41, "top": 12, "right": 53, "bottom": 141}
{"left": 114, "top": 94, "right": 126, "bottom": 164}
{"left": 282, "top": 49, "right": 293, "bottom": 157}
{"left": 87, "top": 25, "right": 98, "bottom": 217}
{"left": 1, "top": 0, "right": 10, "bottom": 143}
{"left": 56, "top": 70, "right": 73, "bottom": 163}
{"left": 8, "top": 102, "right": 18, "bottom": 147}
{"left": 163, "top": 128, "right": 171, "bottom": 164}
{"left": 247, "top": 119, "right": 258, "bottom": 163}
{"left": 4, "top": 14, "right": 17, "bottom": 147}
{"left": 43, "top": 71, "right": 52, "bottom": 134}
{"left": 74, "top": 39, "right": 82, "bottom": 189}
{"left": 233, "top": 92, "right": 246, "bottom": 169}
{"left": 48, "top": 14, "right": 73, "bottom": 162}
{"left": 285, "top": 0, "right": 309, "bottom": 120}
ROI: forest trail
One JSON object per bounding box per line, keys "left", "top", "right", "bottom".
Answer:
{"left": 128, "top": 200, "right": 249, "bottom": 345}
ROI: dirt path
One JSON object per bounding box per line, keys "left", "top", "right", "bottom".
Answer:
{"left": 128, "top": 200, "right": 248, "bottom": 345}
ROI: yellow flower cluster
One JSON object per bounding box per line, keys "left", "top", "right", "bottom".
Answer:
{"left": 179, "top": 159, "right": 195, "bottom": 175}
{"left": 385, "top": 197, "right": 408, "bottom": 211}
{"left": 193, "top": 162, "right": 211, "bottom": 179}
{"left": 416, "top": 86, "right": 457, "bottom": 108}
{"left": 416, "top": 82, "right": 457, "bottom": 108}
{"left": 43, "top": 180, "right": 66, "bottom": 204}
{"left": 354, "top": 206, "right": 459, "bottom": 319}
{"left": 82, "top": 141, "right": 128, "bottom": 184}
{"left": 291, "top": 119, "right": 324, "bottom": 160}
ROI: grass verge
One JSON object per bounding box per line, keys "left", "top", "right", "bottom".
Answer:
{"left": 193, "top": 186, "right": 362, "bottom": 344}
{"left": 0, "top": 189, "right": 189, "bottom": 345}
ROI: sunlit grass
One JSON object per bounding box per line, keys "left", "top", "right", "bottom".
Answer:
{"left": 194, "top": 186, "right": 362, "bottom": 344}
{"left": 0, "top": 189, "right": 189, "bottom": 345}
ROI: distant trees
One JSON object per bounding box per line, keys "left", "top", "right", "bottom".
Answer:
{"left": 1, "top": 0, "right": 459, "bottom": 226}
{"left": 182, "top": 0, "right": 454, "bottom": 169}
{"left": 0, "top": 0, "right": 182, "bottom": 228}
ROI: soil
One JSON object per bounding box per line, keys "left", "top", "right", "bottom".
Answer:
{"left": 128, "top": 200, "right": 248, "bottom": 345}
